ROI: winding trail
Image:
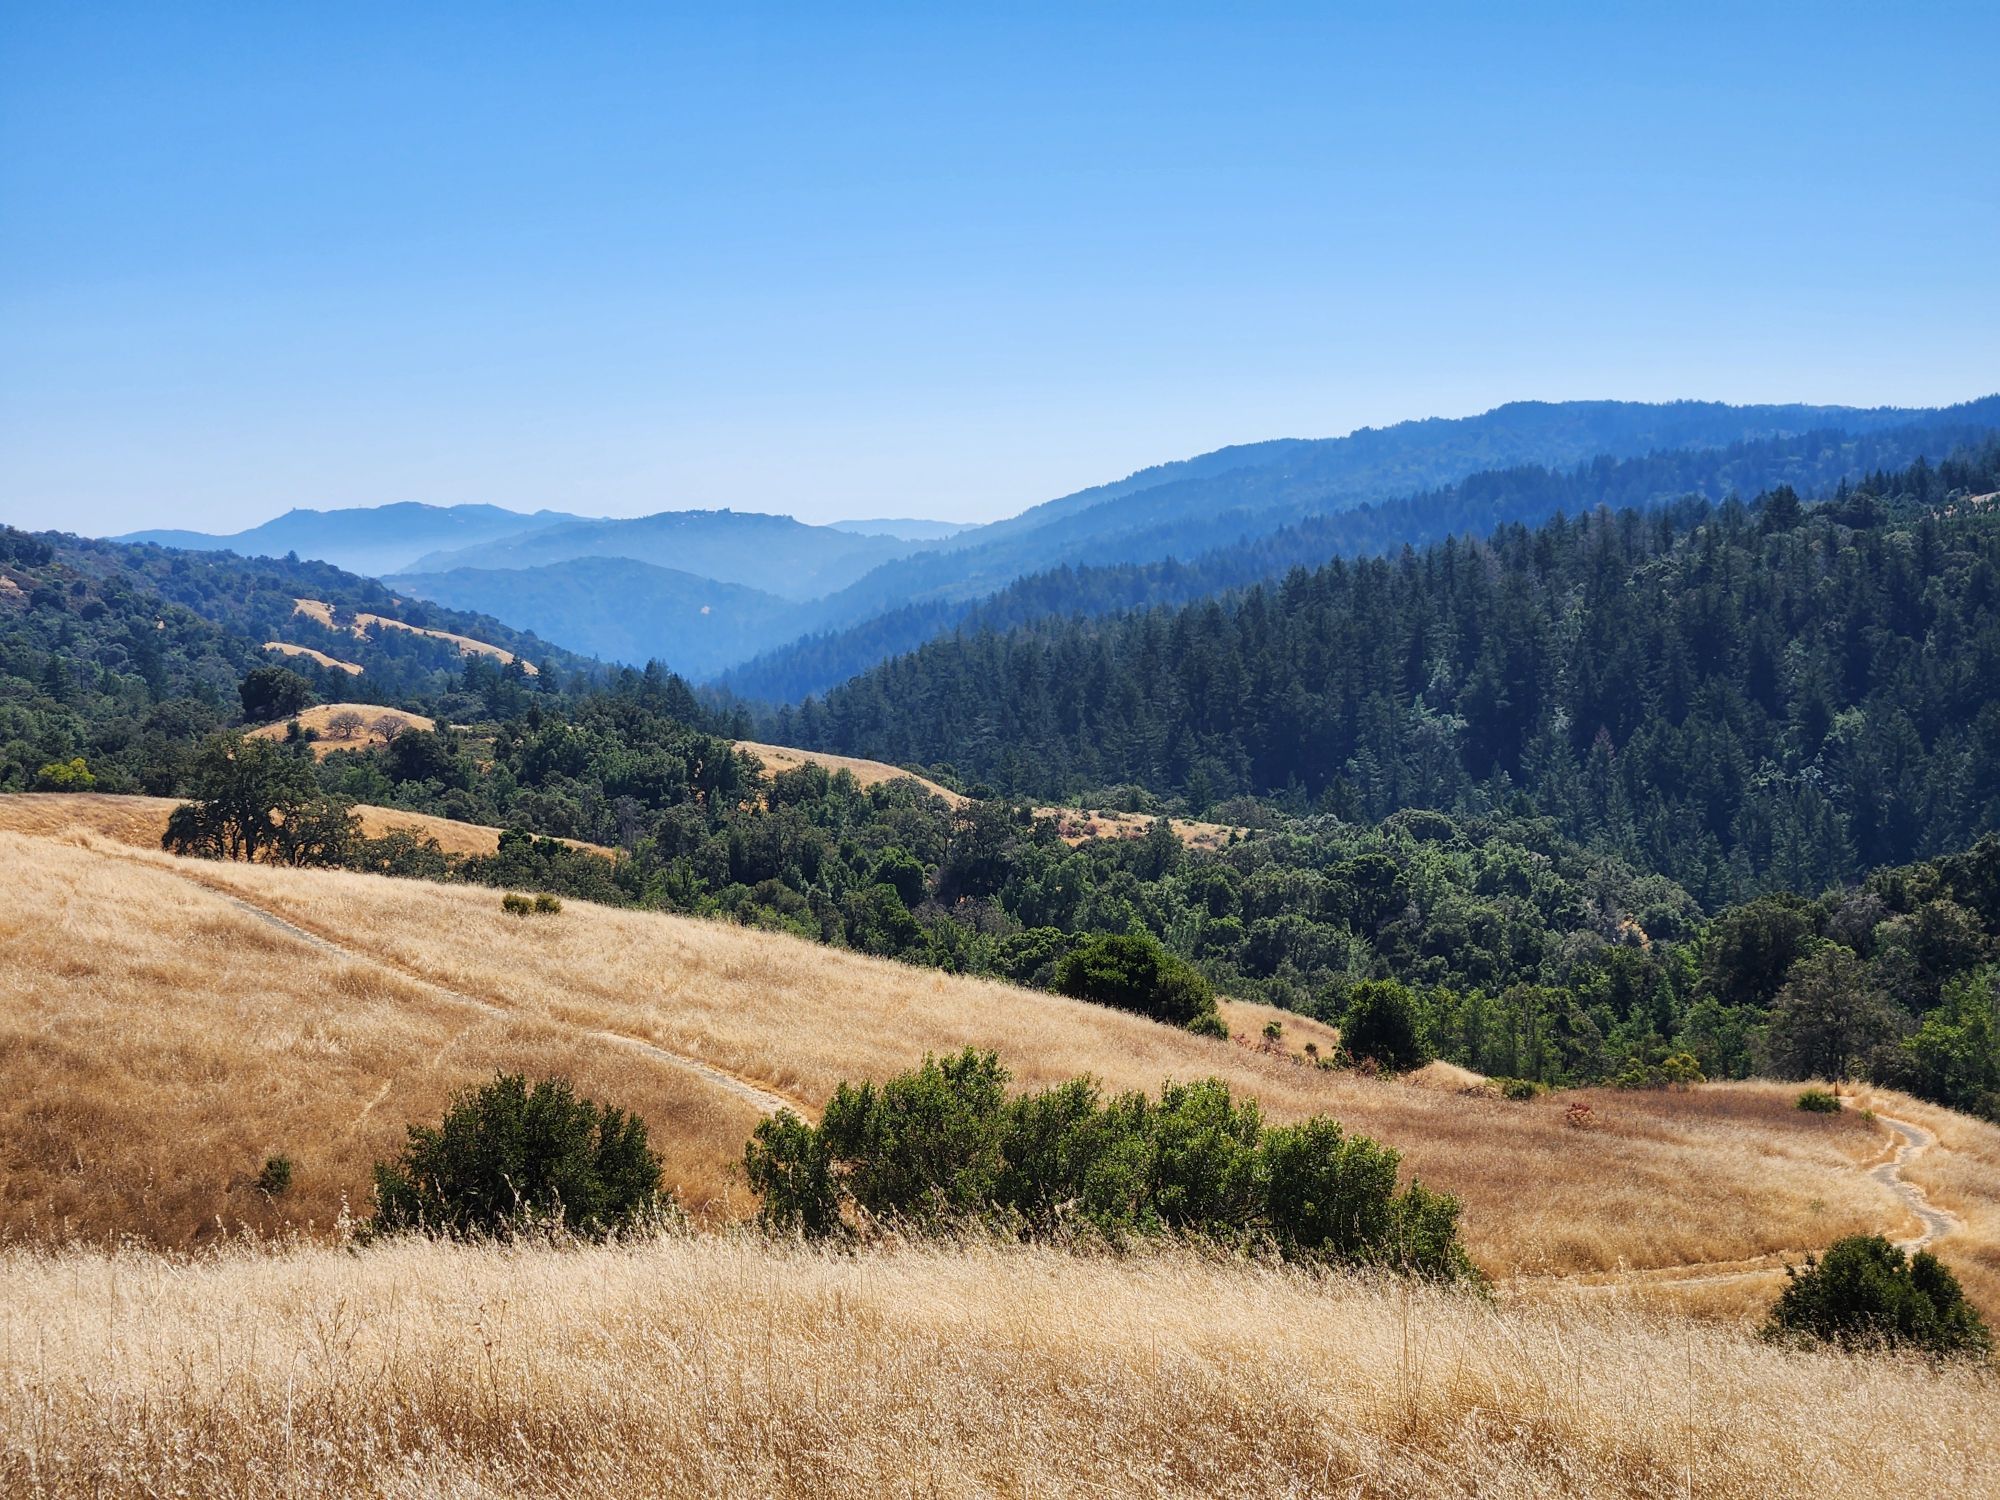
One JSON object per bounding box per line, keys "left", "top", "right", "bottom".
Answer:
{"left": 1530, "top": 1105, "right": 1959, "bottom": 1295}
{"left": 1871, "top": 1112, "right": 1959, "bottom": 1251}
{"left": 146, "top": 857, "right": 805, "bottom": 1121}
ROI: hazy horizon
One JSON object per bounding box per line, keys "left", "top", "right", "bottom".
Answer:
{"left": 5, "top": 3, "right": 1997, "bottom": 537}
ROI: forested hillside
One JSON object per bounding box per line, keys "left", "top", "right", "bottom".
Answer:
{"left": 782, "top": 444, "right": 2000, "bottom": 907}
{"left": 725, "top": 417, "right": 1996, "bottom": 701}
{"left": 0, "top": 528, "right": 603, "bottom": 792}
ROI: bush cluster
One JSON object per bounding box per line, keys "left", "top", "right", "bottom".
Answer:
{"left": 1796, "top": 1087, "right": 1842, "bottom": 1113}
{"left": 743, "top": 1049, "right": 1473, "bottom": 1280}
{"left": 501, "top": 891, "right": 563, "bottom": 915}
{"left": 373, "top": 1073, "right": 662, "bottom": 1239}
{"left": 1764, "top": 1235, "right": 1990, "bottom": 1360}
{"left": 1054, "top": 932, "right": 1226, "bottom": 1037}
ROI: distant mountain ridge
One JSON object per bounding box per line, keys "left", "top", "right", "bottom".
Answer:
{"left": 402, "top": 509, "right": 918, "bottom": 600}
{"left": 116, "top": 502, "right": 592, "bottom": 580}
{"left": 102, "top": 395, "right": 2000, "bottom": 684}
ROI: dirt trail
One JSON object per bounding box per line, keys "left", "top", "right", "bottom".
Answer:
{"left": 148, "top": 858, "right": 804, "bottom": 1120}
{"left": 1535, "top": 1106, "right": 1959, "bottom": 1295}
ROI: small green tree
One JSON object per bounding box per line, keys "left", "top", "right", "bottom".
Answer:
{"left": 238, "top": 665, "right": 314, "bottom": 723}
{"left": 163, "top": 733, "right": 356, "bottom": 865}
{"left": 1341, "top": 980, "right": 1431, "bottom": 1071}
{"left": 1761, "top": 946, "right": 1904, "bottom": 1080}
{"left": 1055, "top": 932, "right": 1220, "bottom": 1033}
{"left": 373, "top": 1073, "right": 664, "bottom": 1239}
{"left": 33, "top": 756, "right": 95, "bottom": 791}
{"left": 1765, "top": 1235, "right": 1991, "bottom": 1360}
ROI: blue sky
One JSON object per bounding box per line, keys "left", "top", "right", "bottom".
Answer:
{"left": 3, "top": 2, "right": 1995, "bottom": 536}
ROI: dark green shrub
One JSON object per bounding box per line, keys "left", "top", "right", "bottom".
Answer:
{"left": 1764, "top": 1235, "right": 1991, "bottom": 1359}
{"left": 373, "top": 1073, "right": 664, "bottom": 1239}
{"left": 533, "top": 893, "right": 562, "bottom": 914}
{"left": 742, "top": 1110, "right": 840, "bottom": 1237}
{"left": 1796, "top": 1087, "right": 1842, "bottom": 1113}
{"left": 1494, "top": 1077, "right": 1544, "bottom": 1101}
{"left": 501, "top": 892, "right": 535, "bottom": 915}
{"left": 741, "top": 1050, "right": 1475, "bottom": 1281}
{"left": 257, "top": 1154, "right": 293, "bottom": 1196}
{"left": 1054, "top": 932, "right": 1221, "bottom": 1032}
{"left": 1340, "top": 980, "right": 1431, "bottom": 1071}
{"left": 814, "top": 1048, "right": 1010, "bottom": 1228}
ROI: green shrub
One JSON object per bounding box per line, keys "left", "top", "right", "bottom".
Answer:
{"left": 1796, "top": 1087, "right": 1842, "bottom": 1113}
{"left": 1185, "top": 1009, "right": 1230, "bottom": 1040}
{"left": 1340, "top": 980, "right": 1430, "bottom": 1072}
{"left": 741, "top": 1049, "right": 1474, "bottom": 1280}
{"left": 1764, "top": 1234, "right": 1991, "bottom": 1359}
{"left": 257, "top": 1154, "right": 293, "bottom": 1196}
{"left": 502, "top": 892, "right": 535, "bottom": 915}
{"left": 1494, "top": 1077, "right": 1544, "bottom": 1101}
{"left": 1054, "top": 932, "right": 1221, "bottom": 1033}
{"left": 372, "top": 1073, "right": 664, "bottom": 1239}
{"left": 533, "top": 893, "right": 562, "bottom": 914}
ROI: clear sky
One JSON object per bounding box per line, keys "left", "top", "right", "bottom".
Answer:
{"left": 3, "top": 2, "right": 1996, "bottom": 537}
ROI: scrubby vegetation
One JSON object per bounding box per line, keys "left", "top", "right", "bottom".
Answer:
{"left": 1765, "top": 1234, "right": 1991, "bottom": 1359}
{"left": 372, "top": 1073, "right": 664, "bottom": 1240}
{"left": 745, "top": 1050, "right": 1472, "bottom": 1279}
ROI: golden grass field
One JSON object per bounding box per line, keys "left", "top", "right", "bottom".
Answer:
{"left": 7, "top": 1234, "right": 1995, "bottom": 1499}
{"left": 261, "top": 639, "right": 365, "bottom": 674}
{"left": 292, "top": 597, "right": 538, "bottom": 672}
{"left": 2, "top": 795, "right": 1996, "bottom": 1495}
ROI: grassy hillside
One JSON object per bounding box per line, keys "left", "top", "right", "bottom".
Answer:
{"left": 6, "top": 805, "right": 1999, "bottom": 1494}
{"left": 6, "top": 803, "right": 1991, "bottom": 1301}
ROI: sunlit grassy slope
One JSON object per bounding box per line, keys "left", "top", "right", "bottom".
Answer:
{"left": 8, "top": 794, "right": 1996, "bottom": 1304}
{"left": 5, "top": 796, "right": 2000, "bottom": 1497}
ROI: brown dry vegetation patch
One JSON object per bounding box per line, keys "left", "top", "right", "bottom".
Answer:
{"left": 0, "top": 833, "right": 759, "bottom": 1243}
{"left": 736, "top": 739, "right": 969, "bottom": 804}
{"left": 261, "top": 640, "right": 363, "bottom": 674}
{"left": 292, "top": 597, "right": 537, "bottom": 671}
{"left": 736, "top": 740, "right": 1243, "bottom": 849}
{"left": 4, "top": 1235, "right": 1995, "bottom": 1499}
{"left": 0, "top": 824, "right": 1955, "bottom": 1292}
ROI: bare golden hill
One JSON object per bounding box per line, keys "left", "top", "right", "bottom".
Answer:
{"left": 291, "top": 596, "right": 538, "bottom": 672}
{"left": 0, "top": 791, "right": 611, "bottom": 860}
{"left": 738, "top": 739, "right": 1241, "bottom": 849}
{"left": 261, "top": 640, "right": 363, "bottom": 674}
{"left": 244, "top": 700, "right": 436, "bottom": 757}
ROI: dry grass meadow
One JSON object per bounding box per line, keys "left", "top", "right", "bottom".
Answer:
{"left": 2, "top": 795, "right": 1997, "bottom": 1494}
{"left": 6, "top": 1234, "right": 1996, "bottom": 1499}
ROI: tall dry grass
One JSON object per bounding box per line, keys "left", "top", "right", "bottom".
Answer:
{"left": 0, "top": 831, "right": 761, "bottom": 1244}
{"left": 3, "top": 1233, "right": 1993, "bottom": 1498}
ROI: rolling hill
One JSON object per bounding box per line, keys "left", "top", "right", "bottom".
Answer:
{"left": 4, "top": 800, "right": 1997, "bottom": 1495}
